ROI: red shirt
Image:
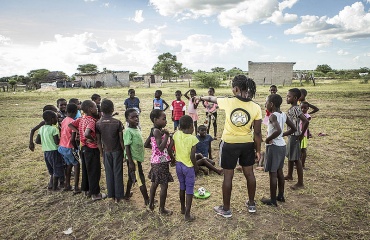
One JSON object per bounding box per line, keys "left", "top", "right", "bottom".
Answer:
{"left": 170, "top": 100, "right": 186, "bottom": 120}
{"left": 59, "top": 116, "right": 74, "bottom": 148}
{"left": 70, "top": 116, "right": 98, "bottom": 148}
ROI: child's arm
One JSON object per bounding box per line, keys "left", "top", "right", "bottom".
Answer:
{"left": 137, "top": 100, "right": 141, "bottom": 113}
{"left": 298, "top": 114, "right": 309, "bottom": 141}
{"left": 168, "top": 138, "right": 176, "bottom": 165}
{"left": 68, "top": 123, "right": 79, "bottom": 133}
{"left": 163, "top": 100, "right": 169, "bottom": 111}
{"left": 208, "top": 139, "right": 213, "bottom": 160}
{"left": 253, "top": 119, "right": 262, "bottom": 162}
{"left": 193, "top": 98, "right": 199, "bottom": 109}
{"left": 283, "top": 117, "right": 297, "bottom": 137}
{"left": 119, "top": 131, "right": 124, "bottom": 152}
{"left": 53, "top": 134, "right": 60, "bottom": 146}
{"left": 96, "top": 132, "right": 103, "bottom": 157}
{"left": 308, "top": 103, "right": 319, "bottom": 115}
{"left": 84, "top": 128, "right": 95, "bottom": 143}
{"left": 190, "top": 145, "right": 199, "bottom": 173}
{"left": 155, "top": 128, "right": 170, "bottom": 152}
{"left": 144, "top": 135, "right": 151, "bottom": 149}
{"left": 199, "top": 96, "right": 218, "bottom": 104}
{"left": 70, "top": 131, "right": 78, "bottom": 149}
{"left": 29, "top": 121, "right": 45, "bottom": 151}
{"left": 184, "top": 89, "right": 190, "bottom": 100}
{"left": 152, "top": 99, "right": 155, "bottom": 110}
{"left": 35, "top": 134, "right": 41, "bottom": 145}
{"left": 265, "top": 114, "right": 281, "bottom": 144}
{"left": 125, "top": 145, "right": 135, "bottom": 172}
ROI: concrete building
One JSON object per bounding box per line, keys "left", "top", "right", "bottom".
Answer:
{"left": 248, "top": 61, "right": 296, "bottom": 85}
{"left": 75, "top": 71, "right": 130, "bottom": 88}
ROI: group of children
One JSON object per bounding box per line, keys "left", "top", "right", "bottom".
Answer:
{"left": 30, "top": 76, "right": 319, "bottom": 220}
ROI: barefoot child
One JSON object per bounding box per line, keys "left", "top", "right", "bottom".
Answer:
{"left": 300, "top": 101, "right": 311, "bottom": 169}
{"left": 284, "top": 88, "right": 309, "bottom": 190}
{"left": 96, "top": 99, "right": 125, "bottom": 202}
{"left": 173, "top": 115, "right": 199, "bottom": 221}
{"left": 261, "top": 94, "right": 296, "bottom": 206}
{"left": 198, "top": 75, "right": 262, "bottom": 216}
{"left": 147, "top": 109, "right": 175, "bottom": 214}
{"left": 170, "top": 90, "right": 186, "bottom": 131}
{"left": 184, "top": 89, "right": 199, "bottom": 132}
{"left": 123, "top": 108, "right": 149, "bottom": 205}
{"left": 153, "top": 90, "right": 169, "bottom": 111}
{"left": 36, "top": 110, "right": 64, "bottom": 191}
{"left": 57, "top": 103, "right": 81, "bottom": 193}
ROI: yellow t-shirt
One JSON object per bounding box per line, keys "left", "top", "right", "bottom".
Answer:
{"left": 173, "top": 130, "right": 199, "bottom": 167}
{"left": 217, "top": 96, "right": 262, "bottom": 143}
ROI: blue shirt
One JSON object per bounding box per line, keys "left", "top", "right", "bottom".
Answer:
{"left": 124, "top": 97, "right": 140, "bottom": 112}
{"left": 196, "top": 135, "right": 213, "bottom": 158}
{"left": 153, "top": 98, "right": 164, "bottom": 110}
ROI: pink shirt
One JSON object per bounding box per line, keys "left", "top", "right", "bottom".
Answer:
{"left": 59, "top": 117, "right": 74, "bottom": 148}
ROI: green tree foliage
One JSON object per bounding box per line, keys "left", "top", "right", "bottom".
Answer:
{"left": 77, "top": 64, "right": 98, "bottom": 73}
{"left": 8, "top": 79, "right": 17, "bottom": 91}
{"left": 211, "top": 67, "right": 226, "bottom": 73}
{"left": 226, "top": 67, "right": 244, "bottom": 79}
{"left": 129, "top": 72, "right": 138, "bottom": 81}
{"left": 27, "top": 69, "right": 50, "bottom": 85}
{"left": 316, "top": 64, "right": 333, "bottom": 74}
{"left": 152, "top": 53, "right": 183, "bottom": 80}
{"left": 193, "top": 72, "right": 222, "bottom": 88}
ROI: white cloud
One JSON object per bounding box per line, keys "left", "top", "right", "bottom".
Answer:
{"left": 353, "top": 56, "right": 360, "bottom": 61}
{"left": 285, "top": 2, "right": 370, "bottom": 47}
{"left": 132, "top": 10, "right": 144, "bottom": 23}
{"left": 103, "top": 2, "right": 110, "bottom": 8}
{"left": 262, "top": 11, "right": 298, "bottom": 25}
{"left": 337, "top": 49, "right": 349, "bottom": 56}
{"left": 84, "top": 0, "right": 97, "bottom": 2}
{"left": 365, "top": 52, "right": 370, "bottom": 56}
{"left": 0, "top": 35, "right": 12, "bottom": 45}
{"left": 317, "top": 50, "right": 327, "bottom": 53}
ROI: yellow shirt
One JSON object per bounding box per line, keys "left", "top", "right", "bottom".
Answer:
{"left": 217, "top": 96, "right": 262, "bottom": 143}
{"left": 173, "top": 130, "right": 199, "bottom": 167}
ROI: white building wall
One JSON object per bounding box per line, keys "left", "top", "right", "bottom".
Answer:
{"left": 248, "top": 61, "right": 295, "bottom": 85}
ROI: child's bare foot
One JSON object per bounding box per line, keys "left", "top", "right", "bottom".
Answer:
{"left": 184, "top": 214, "right": 195, "bottom": 222}
{"left": 256, "top": 166, "right": 264, "bottom": 171}
{"left": 160, "top": 209, "right": 173, "bottom": 215}
{"left": 123, "top": 192, "right": 133, "bottom": 200}
{"left": 217, "top": 169, "right": 224, "bottom": 175}
{"left": 290, "top": 183, "right": 304, "bottom": 190}
{"left": 284, "top": 176, "right": 293, "bottom": 181}
{"left": 236, "top": 166, "right": 242, "bottom": 172}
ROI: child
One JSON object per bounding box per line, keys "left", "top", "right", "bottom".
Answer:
{"left": 170, "top": 90, "right": 186, "bottom": 131}
{"left": 147, "top": 109, "right": 175, "bottom": 215}
{"left": 153, "top": 90, "right": 169, "bottom": 111}
{"left": 123, "top": 108, "right": 149, "bottom": 205}
{"left": 284, "top": 88, "right": 309, "bottom": 190}
{"left": 172, "top": 115, "right": 199, "bottom": 221}
{"left": 57, "top": 103, "right": 81, "bottom": 193}
{"left": 202, "top": 87, "right": 218, "bottom": 139}
{"left": 184, "top": 89, "right": 199, "bottom": 132}
{"left": 124, "top": 89, "right": 141, "bottom": 113}
{"left": 96, "top": 99, "right": 125, "bottom": 203}
{"left": 299, "top": 89, "right": 319, "bottom": 114}
{"left": 69, "top": 98, "right": 82, "bottom": 119}
{"left": 261, "top": 94, "right": 296, "bottom": 206}
{"left": 195, "top": 125, "right": 223, "bottom": 175}
{"left": 300, "top": 101, "right": 311, "bottom": 169}
{"left": 57, "top": 98, "right": 67, "bottom": 127}
{"left": 36, "top": 110, "right": 64, "bottom": 191}
{"left": 69, "top": 100, "right": 106, "bottom": 200}
{"left": 198, "top": 75, "right": 262, "bottom": 216}
{"left": 91, "top": 94, "right": 102, "bottom": 118}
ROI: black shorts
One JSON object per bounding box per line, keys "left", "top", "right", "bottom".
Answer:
{"left": 219, "top": 141, "right": 255, "bottom": 169}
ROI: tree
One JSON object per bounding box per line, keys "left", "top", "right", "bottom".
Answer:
{"left": 77, "top": 64, "right": 98, "bottom": 73}
{"left": 211, "top": 67, "right": 226, "bottom": 73}
{"left": 8, "top": 79, "right": 17, "bottom": 91}
{"left": 129, "top": 72, "right": 138, "bottom": 81}
{"left": 316, "top": 64, "right": 332, "bottom": 74}
{"left": 27, "top": 69, "right": 50, "bottom": 86}
{"left": 152, "top": 53, "right": 183, "bottom": 80}
{"left": 193, "top": 72, "right": 222, "bottom": 88}
{"left": 226, "top": 67, "right": 244, "bottom": 79}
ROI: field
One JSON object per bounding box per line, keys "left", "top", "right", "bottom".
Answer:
{"left": 0, "top": 80, "right": 369, "bottom": 239}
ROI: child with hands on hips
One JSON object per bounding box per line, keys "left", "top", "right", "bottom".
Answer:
{"left": 147, "top": 109, "right": 175, "bottom": 215}
{"left": 184, "top": 89, "right": 199, "bottom": 132}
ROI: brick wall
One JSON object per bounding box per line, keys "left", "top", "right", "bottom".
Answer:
{"left": 248, "top": 61, "right": 295, "bottom": 85}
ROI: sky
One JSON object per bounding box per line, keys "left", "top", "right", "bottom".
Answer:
{"left": 0, "top": 0, "right": 370, "bottom": 77}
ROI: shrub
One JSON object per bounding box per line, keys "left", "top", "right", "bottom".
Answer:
{"left": 193, "top": 72, "right": 222, "bottom": 88}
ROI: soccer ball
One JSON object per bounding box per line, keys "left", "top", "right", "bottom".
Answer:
{"left": 198, "top": 187, "right": 206, "bottom": 196}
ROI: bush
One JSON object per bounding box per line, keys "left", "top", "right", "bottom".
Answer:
{"left": 193, "top": 72, "right": 222, "bottom": 88}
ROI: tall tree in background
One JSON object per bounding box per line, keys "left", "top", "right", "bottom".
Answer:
{"left": 77, "top": 64, "right": 98, "bottom": 73}
{"left": 27, "top": 69, "right": 50, "bottom": 85}
{"left": 226, "top": 67, "right": 244, "bottom": 79}
{"left": 316, "top": 64, "right": 332, "bottom": 74}
{"left": 152, "top": 52, "right": 183, "bottom": 80}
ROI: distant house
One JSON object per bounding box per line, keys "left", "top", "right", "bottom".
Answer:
{"left": 248, "top": 61, "right": 296, "bottom": 85}
{"left": 75, "top": 71, "right": 130, "bottom": 88}
{"left": 144, "top": 74, "right": 162, "bottom": 84}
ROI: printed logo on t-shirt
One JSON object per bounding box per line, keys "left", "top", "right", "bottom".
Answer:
{"left": 230, "top": 108, "right": 250, "bottom": 127}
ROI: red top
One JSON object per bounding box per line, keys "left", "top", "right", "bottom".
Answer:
{"left": 70, "top": 116, "right": 98, "bottom": 148}
{"left": 59, "top": 117, "right": 74, "bottom": 148}
{"left": 171, "top": 100, "right": 186, "bottom": 120}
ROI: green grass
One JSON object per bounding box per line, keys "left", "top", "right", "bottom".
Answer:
{"left": 0, "top": 80, "right": 369, "bottom": 239}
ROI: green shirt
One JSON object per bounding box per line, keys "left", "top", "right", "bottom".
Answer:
{"left": 173, "top": 130, "right": 199, "bottom": 167}
{"left": 39, "top": 125, "right": 59, "bottom": 151}
{"left": 123, "top": 127, "right": 144, "bottom": 162}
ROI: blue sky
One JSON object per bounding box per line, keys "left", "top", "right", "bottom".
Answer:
{"left": 0, "top": 0, "right": 369, "bottom": 77}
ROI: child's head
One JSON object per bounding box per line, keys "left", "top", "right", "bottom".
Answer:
{"left": 128, "top": 89, "right": 135, "bottom": 98}
{"left": 189, "top": 89, "right": 197, "bottom": 98}
{"left": 154, "top": 90, "right": 162, "bottom": 99}
{"left": 208, "top": 87, "right": 215, "bottom": 96}
{"left": 300, "top": 101, "right": 309, "bottom": 114}
{"left": 197, "top": 125, "right": 207, "bottom": 137}
{"left": 57, "top": 98, "right": 67, "bottom": 112}
{"left": 269, "top": 85, "right": 277, "bottom": 94}
{"left": 69, "top": 98, "right": 81, "bottom": 110}
{"left": 43, "top": 105, "right": 58, "bottom": 113}
{"left": 101, "top": 99, "right": 114, "bottom": 115}
{"left": 232, "top": 75, "right": 256, "bottom": 99}
{"left": 43, "top": 110, "right": 58, "bottom": 125}
{"left": 81, "top": 100, "right": 97, "bottom": 116}
{"left": 125, "top": 108, "right": 139, "bottom": 128}
{"left": 179, "top": 115, "right": 194, "bottom": 134}
{"left": 66, "top": 103, "right": 78, "bottom": 119}
{"left": 287, "top": 88, "right": 301, "bottom": 105}
{"left": 299, "top": 89, "right": 307, "bottom": 101}
{"left": 150, "top": 109, "right": 167, "bottom": 128}
{"left": 91, "top": 94, "right": 101, "bottom": 105}
{"left": 266, "top": 94, "right": 282, "bottom": 112}
{"left": 175, "top": 90, "right": 182, "bottom": 100}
